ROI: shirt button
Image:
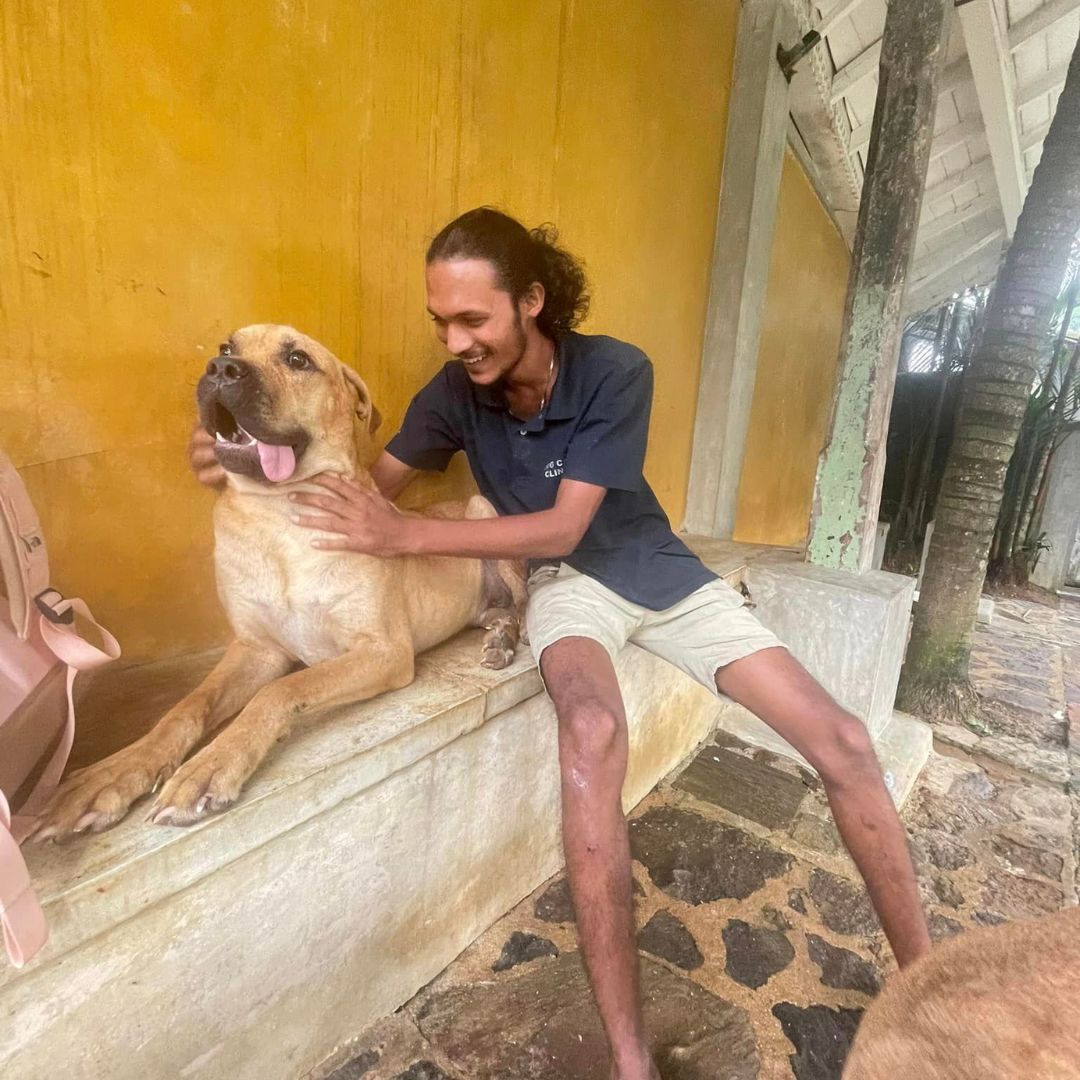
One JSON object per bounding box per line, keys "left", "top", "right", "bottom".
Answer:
{"left": 520, "top": 428, "right": 527, "bottom": 436}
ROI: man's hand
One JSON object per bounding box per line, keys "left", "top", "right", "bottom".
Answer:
{"left": 189, "top": 424, "right": 227, "bottom": 490}
{"left": 290, "top": 474, "right": 412, "bottom": 555}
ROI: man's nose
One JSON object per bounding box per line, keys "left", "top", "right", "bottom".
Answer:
{"left": 205, "top": 356, "right": 252, "bottom": 382}
{"left": 446, "top": 325, "right": 473, "bottom": 357}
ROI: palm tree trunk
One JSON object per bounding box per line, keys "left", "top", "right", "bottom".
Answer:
{"left": 898, "top": 39, "right": 1080, "bottom": 715}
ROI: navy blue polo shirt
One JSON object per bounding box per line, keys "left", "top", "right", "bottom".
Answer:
{"left": 385, "top": 331, "right": 716, "bottom": 610}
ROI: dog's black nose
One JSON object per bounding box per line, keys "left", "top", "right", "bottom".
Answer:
{"left": 206, "top": 356, "right": 252, "bottom": 382}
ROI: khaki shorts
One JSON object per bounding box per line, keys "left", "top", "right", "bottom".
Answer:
{"left": 525, "top": 562, "right": 786, "bottom": 695}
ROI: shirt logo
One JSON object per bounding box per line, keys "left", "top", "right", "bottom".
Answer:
{"left": 544, "top": 459, "right": 564, "bottom": 479}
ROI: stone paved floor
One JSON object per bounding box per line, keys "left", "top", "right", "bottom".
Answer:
{"left": 311, "top": 597, "right": 1080, "bottom": 1080}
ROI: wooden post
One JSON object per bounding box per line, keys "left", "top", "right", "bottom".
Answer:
{"left": 807, "top": 0, "right": 950, "bottom": 572}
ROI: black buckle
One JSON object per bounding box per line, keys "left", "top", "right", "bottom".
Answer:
{"left": 34, "top": 588, "right": 75, "bottom": 626}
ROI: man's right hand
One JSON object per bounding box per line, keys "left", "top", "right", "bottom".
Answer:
{"left": 189, "top": 423, "right": 227, "bottom": 490}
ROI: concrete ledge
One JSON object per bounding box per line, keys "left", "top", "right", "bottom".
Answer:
{"left": 0, "top": 633, "right": 721, "bottom": 1080}
{"left": 742, "top": 561, "right": 916, "bottom": 741}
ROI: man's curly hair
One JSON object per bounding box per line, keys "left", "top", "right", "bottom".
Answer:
{"left": 426, "top": 207, "right": 590, "bottom": 338}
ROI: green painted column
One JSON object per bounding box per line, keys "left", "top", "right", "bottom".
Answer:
{"left": 807, "top": 0, "right": 949, "bottom": 572}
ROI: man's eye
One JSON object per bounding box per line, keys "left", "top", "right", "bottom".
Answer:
{"left": 465, "top": 318, "right": 486, "bottom": 329}
{"left": 286, "top": 350, "right": 311, "bottom": 370}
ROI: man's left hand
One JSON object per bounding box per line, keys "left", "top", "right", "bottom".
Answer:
{"left": 290, "top": 474, "right": 413, "bottom": 555}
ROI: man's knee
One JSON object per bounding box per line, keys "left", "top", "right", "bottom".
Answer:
{"left": 807, "top": 709, "right": 878, "bottom": 786}
{"left": 557, "top": 698, "right": 625, "bottom": 765}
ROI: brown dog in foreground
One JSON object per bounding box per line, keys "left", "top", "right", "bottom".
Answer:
{"left": 31, "top": 324, "right": 526, "bottom": 837}
{"left": 843, "top": 904, "right": 1080, "bottom": 1079}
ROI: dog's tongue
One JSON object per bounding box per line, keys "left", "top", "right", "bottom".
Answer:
{"left": 255, "top": 440, "right": 296, "bottom": 483}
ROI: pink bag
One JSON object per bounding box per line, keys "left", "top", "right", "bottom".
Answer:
{"left": 0, "top": 448, "right": 120, "bottom": 967}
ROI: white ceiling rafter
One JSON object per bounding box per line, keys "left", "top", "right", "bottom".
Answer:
{"left": 1007, "top": 0, "right": 1080, "bottom": 50}
{"left": 816, "top": 0, "right": 876, "bottom": 37}
{"left": 957, "top": 0, "right": 1027, "bottom": 234}
{"left": 910, "top": 226, "right": 1006, "bottom": 291}
{"left": 928, "top": 117, "right": 986, "bottom": 161}
{"left": 905, "top": 251, "right": 1002, "bottom": 314}
{"left": 801, "top": 0, "right": 1077, "bottom": 312}
{"left": 1016, "top": 60, "right": 1071, "bottom": 108}
{"left": 1020, "top": 118, "right": 1054, "bottom": 150}
{"left": 922, "top": 157, "right": 995, "bottom": 206}
{"left": 918, "top": 193, "right": 1000, "bottom": 243}
{"left": 829, "top": 40, "right": 882, "bottom": 105}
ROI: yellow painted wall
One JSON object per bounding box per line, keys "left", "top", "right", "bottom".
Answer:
{"left": 732, "top": 150, "right": 851, "bottom": 547}
{"left": 2, "top": 0, "right": 738, "bottom": 662}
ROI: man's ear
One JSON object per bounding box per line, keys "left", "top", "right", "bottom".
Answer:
{"left": 342, "top": 364, "right": 382, "bottom": 434}
{"left": 521, "top": 280, "right": 546, "bottom": 321}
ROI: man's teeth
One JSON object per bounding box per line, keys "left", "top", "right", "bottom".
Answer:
{"left": 463, "top": 354, "right": 486, "bottom": 365}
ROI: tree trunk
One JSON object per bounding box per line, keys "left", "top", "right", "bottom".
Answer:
{"left": 899, "top": 38, "right": 1080, "bottom": 713}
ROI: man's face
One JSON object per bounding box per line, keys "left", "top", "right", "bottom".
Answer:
{"left": 425, "top": 258, "right": 536, "bottom": 387}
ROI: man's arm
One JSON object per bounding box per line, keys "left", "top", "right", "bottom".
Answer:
{"left": 370, "top": 451, "right": 417, "bottom": 501}
{"left": 290, "top": 474, "right": 605, "bottom": 560}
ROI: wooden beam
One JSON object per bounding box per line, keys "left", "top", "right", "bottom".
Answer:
{"left": 808, "top": 0, "right": 950, "bottom": 571}
{"left": 818, "top": 0, "right": 876, "bottom": 37}
{"left": 922, "top": 157, "right": 994, "bottom": 207}
{"left": 830, "top": 40, "right": 882, "bottom": 104}
{"left": 1008, "top": 0, "right": 1080, "bottom": 51}
{"left": 919, "top": 193, "right": 1000, "bottom": 243}
{"left": 1016, "top": 60, "right": 1071, "bottom": 108}
{"left": 958, "top": 0, "right": 1027, "bottom": 234}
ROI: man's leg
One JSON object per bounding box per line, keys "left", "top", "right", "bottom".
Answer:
{"left": 715, "top": 647, "right": 931, "bottom": 968}
{"left": 540, "top": 637, "right": 659, "bottom": 1080}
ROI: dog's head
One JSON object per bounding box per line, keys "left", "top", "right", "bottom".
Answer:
{"left": 197, "top": 324, "right": 381, "bottom": 487}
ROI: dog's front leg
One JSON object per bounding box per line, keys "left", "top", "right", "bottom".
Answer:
{"left": 151, "top": 638, "right": 415, "bottom": 825}
{"left": 30, "top": 641, "right": 293, "bottom": 839}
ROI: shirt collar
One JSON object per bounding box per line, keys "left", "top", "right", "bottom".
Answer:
{"left": 474, "top": 334, "right": 579, "bottom": 424}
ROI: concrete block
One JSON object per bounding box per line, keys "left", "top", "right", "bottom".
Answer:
{"left": 0, "top": 632, "right": 720, "bottom": 1080}
{"left": 741, "top": 561, "right": 915, "bottom": 741}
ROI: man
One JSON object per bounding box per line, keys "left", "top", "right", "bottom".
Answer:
{"left": 192, "top": 207, "right": 930, "bottom": 1080}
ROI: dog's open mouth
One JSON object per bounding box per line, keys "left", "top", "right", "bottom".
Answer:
{"left": 210, "top": 402, "right": 298, "bottom": 483}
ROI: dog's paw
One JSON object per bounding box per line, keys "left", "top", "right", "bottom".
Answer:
{"left": 481, "top": 615, "right": 519, "bottom": 671}
{"left": 28, "top": 744, "right": 172, "bottom": 842}
{"left": 481, "top": 642, "right": 516, "bottom": 670}
{"left": 150, "top": 746, "right": 249, "bottom": 827}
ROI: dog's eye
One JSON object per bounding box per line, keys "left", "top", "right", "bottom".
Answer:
{"left": 219, "top": 343, "right": 232, "bottom": 356}
{"left": 286, "top": 350, "right": 311, "bottom": 371}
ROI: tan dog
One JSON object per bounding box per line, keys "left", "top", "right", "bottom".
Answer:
{"left": 32, "top": 324, "right": 526, "bottom": 836}
{"left": 843, "top": 905, "right": 1080, "bottom": 1079}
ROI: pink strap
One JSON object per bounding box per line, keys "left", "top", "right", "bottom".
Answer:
{"left": 0, "top": 796, "right": 48, "bottom": 969}
{"left": 10, "top": 595, "right": 121, "bottom": 839}
{"left": 0, "top": 452, "right": 50, "bottom": 641}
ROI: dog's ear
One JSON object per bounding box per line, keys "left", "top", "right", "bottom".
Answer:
{"left": 342, "top": 365, "right": 382, "bottom": 434}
